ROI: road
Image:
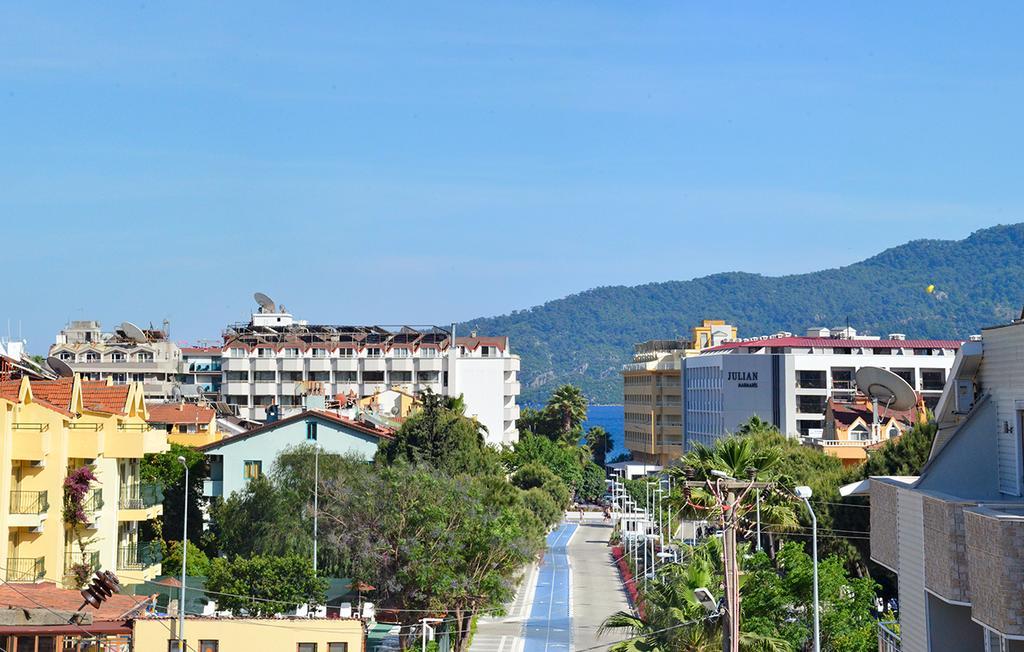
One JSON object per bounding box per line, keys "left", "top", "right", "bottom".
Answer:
{"left": 470, "top": 519, "right": 630, "bottom": 652}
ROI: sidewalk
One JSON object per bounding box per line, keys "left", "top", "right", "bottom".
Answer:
{"left": 568, "top": 523, "right": 631, "bottom": 650}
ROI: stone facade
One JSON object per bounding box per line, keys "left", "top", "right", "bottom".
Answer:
{"left": 870, "top": 481, "right": 899, "bottom": 570}
{"left": 964, "top": 507, "right": 1024, "bottom": 637}
{"left": 922, "top": 495, "right": 971, "bottom": 603}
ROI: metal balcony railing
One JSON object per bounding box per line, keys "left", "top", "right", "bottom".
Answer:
{"left": 10, "top": 490, "right": 48, "bottom": 515}
{"left": 65, "top": 550, "right": 101, "bottom": 573}
{"left": 6, "top": 557, "right": 45, "bottom": 582}
{"left": 878, "top": 621, "right": 900, "bottom": 652}
{"left": 118, "top": 483, "right": 163, "bottom": 510}
{"left": 84, "top": 489, "right": 103, "bottom": 512}
{"left": 117, "top": 541, "right": 162, "bottom": 570}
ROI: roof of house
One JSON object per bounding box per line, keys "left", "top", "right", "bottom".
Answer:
{"left": 455, "top": 336, "right": 508, "bottom": 351}
{"left": 30, "top": 378, "right": 77, "bottom": 415}
{"left": 198, "top": 409, "right": 394, "bottom": 452}
{"left": 830, "top": 399, "right": 916, "bottom": 428}
{"left": 79, "top": 382, "right": 131, "bottom": 415}
{"left": 147, "top": 402, "right": 215, "bottom": 425}
{"left": 0, "top": 582, "right": 151, "bottom": 621}
{"left": 703, "top": 337, "right": 963, "bottom": 353}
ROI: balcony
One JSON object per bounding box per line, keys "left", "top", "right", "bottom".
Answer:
{"left": 221, "top": 357, "right": 250, "bottom": 372}
{"left": 964, "top": 504, "right": 1024, "bottom": 637}
{"left": 6, "top": 557, "right": 45, "bottom": 582}
{"left": 64, "top": 550, "right": 101, "bottom": 578}
{"left": 416, "top": 357, "right": 443, "bottom": 372}
{"left": 877, "top": 621, "right": 900, "bottom": 652}
{"left": 221, "top": 380, "right": 250, "bottom": 395}
{"left": 253, "top": 358, "right": 277, "bottom": 372}
{"left": 506, "top": 381, "right": 521, "bottom": 396}
{"left": 117, "top": 541, "right": 162, "bottom": 572}
{"left": 253, "top": 381, "right": 278, "bottom": 395}
{"left": 203, "top": 479, "right": 224, "bottom": 498}
{"left": 118, "top": 483, "right": 164, "bottom": 521}
{"left": 387, "top": 358, "right": 414, "bottom": 372}
{"left": 504, "top": 405, "right": 521, "bottom": 421}
{"left": 9, "top": 490, "right": 49, "bottom": 530}
{"left": 362, "top": 358, "right": 386, "bottom": 372}
{"left": 280, "top": 358, "right": 304, "bottom": 372}
{"left": 504, "top": 357, "right": 520, "bottom": 372}
{"left": 11, "top": 429, "right": 50, "bottom": 461}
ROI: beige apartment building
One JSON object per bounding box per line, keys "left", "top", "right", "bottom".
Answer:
{"left": 622, "top": 320, "right": 736, "bottom": 465}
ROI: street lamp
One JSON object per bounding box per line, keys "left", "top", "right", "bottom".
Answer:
{"left": 795, "top": 485, "right": 820, "bottom": 652}
{"left": 177, "top": 455, "right": 189, "bottom": 650}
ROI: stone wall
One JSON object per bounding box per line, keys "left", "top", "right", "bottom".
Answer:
{"left": 922, "top": 495, "right": 971, "bottom": 603}
{"left": 964, "top": 508, "right": 1024, "bottom": 637}
{"left": 870, "top": 481, "right": 899, "bottom": 571}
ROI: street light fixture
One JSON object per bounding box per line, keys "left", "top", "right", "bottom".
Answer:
{"left": 795, "top": 486, "right": 820, "bottom": 652}
{"left": 176, "top": 455, "right": 189, "bottom": 650}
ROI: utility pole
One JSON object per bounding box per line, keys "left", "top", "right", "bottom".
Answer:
{"left": 679, "top": 472, "right": 771, "bottom": 652}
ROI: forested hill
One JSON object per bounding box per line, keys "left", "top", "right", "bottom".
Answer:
{"left": 460, "top": 223, "right": 1024, "bottom": 405}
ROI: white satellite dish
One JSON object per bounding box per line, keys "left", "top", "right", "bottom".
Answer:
{"left": 254, "top": 292, "right": 276, "bottom": 313}
{"left": 120, "top": 321, "right": 148, "bottom": 343}
{"left": 855, "top": 367, "right": 918, "bottom": 411}
{"left": 45, "top": 356, "right": 75, "bottom": 378}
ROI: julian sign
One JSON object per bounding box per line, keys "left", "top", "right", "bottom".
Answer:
{"left": 727, "top": 371, "right": 759, "bottom": 388}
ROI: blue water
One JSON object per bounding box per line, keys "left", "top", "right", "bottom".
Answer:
{"left": 582, "top": 405, "right": 627, "bottom": 461}
{"left": 523, "top": 523, "right": 577, "bottom": 652}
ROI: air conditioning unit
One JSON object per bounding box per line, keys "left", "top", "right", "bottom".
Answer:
{"left": 954, "top": 380, "right": 975, "bottom": 414}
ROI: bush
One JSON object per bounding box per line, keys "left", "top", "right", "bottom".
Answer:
{"left": 541, "top": 478, "right": 571, "bottom": 510}
{"left": 522, "top": 487, "right": 562, "bottom": 528}
{"left": 511, "top": 463, "right": 559, "bottom": 491}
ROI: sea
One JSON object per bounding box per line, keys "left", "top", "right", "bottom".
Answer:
{"left": 582, "top": 404, "right": 627, "bottom": 460}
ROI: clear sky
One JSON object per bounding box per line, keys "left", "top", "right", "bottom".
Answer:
{"left": 2, "top": 3, "right": 1021, "bottom": 350}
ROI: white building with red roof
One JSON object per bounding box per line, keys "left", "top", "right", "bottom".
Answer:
{"left": 683, "top": 326, "right": 963, "bottom": 448}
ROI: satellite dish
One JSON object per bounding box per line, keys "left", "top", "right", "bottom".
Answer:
{"left": 120, "top": 321, "right": 147, "bottom": 343}
{"left": 170, "top": 384, "right": 183, "bottom": 401}
{"left": 46, "top": 356, "right": 75, "bottom": 378}
{"left": 254, "top": 292, "right": 276, "bottom": 313}
{"left": 855, "top": 367, "right": 918, "bottom": 411}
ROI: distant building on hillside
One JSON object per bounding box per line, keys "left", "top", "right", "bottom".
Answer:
{"left": 811, "top": 395, "right": 922, "bottom": 467}
{"left": 683, "top": 326, "right": 961, "bottom": 449}
{"left": 845, "top": 318, "right": 1024, "bottom": 651}
{"left": 49, "top": 320, "right": 182, "bottom": 401}
{"left": 621, "top": 320, "right": 736, "bottom": 464}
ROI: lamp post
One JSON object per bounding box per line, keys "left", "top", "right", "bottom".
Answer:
{"left": 176, "top": 455, "right": 189, "bottom": 650}
{"left": 313, "top": 445, "right": 319, "bottom": 576}
{"left": 795, "top": 486, "right": 820, "bottom": 652}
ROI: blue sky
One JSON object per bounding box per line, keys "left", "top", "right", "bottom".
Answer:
{"left": 2, "top": 3, "right": 1021, "bottom": 349}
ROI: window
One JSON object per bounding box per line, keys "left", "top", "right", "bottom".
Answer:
{"left": 393, "top": 348, "right": 410, "bottom": 358}
{"left": 335, "top": 371, "right": 358, "bottom": 382}
{"left": 417, "top": 371, "right": 439, "bottom": 382}
{"left": 311, "top": 347, "right": 326, "bottom": 358}
{"left": 137, "top": 352, "right": 154, "bottom": 363}
{"left": 307, "top": 421, "right": 318, "bottom": 441}
{"left": 254, "top": 371, "right": 276, "bottom": 381}
{"left": 199, "top": 642, "right": 219, "bottom": 652}
{"left": 391, "top": 371, "right": 412, "bottom": 383}
{"left": 284, "top": 348, "right": 300, "bottom": 358}
{"left": 110, "top": 352, "right": 126, "bottom": 362}
{"left": 229, "top": 348, "right": 246, "bottom": 358}
{"left": 111, "top": 373, "right": 127, "bottom": 385}
{"left": 131, "top": 373, "right": 145, "bottom": 382}
{"left": 329, "top": 644, "right": 349, "bottom": 652}
{"left": 367, "top": 348, "right": 383, "bottom": 358}
{"left": 480, "top": 346, "right": 492, "bottom": 357}
{"left": 244, "top": 460, "right": 262, "bottom": 479}
{"left": 364, "top": 371, "right": 385, "bottom": 383}
{"left": 167, "top": 642, "right": 186, "bottom": 652}
{"left": 419, "top": 347, "right": 438, "bottom": 358}
{"left": 85, "top": 353, "right": 100, "bottom": 362}
{"left": 338, "top": 348, "right": 354, "bottom": 358}
{"left": 298, "top": 644, "right": 317, "bottom": 652}
{"left": 257, "top": 348, "right": 274, "bottom": 358}
{"left": 59, "top": 351, "right": 75, "bottom": 361}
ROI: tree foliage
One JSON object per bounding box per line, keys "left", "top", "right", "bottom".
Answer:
{"left": 206, "top": 554, "right": 328, "bottom": 617}
{"left": 141, "top": 443, "right": 207, "bottom": 549}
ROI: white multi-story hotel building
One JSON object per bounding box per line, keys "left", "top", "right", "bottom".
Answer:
{"left": 181, "top": 304, "right": 522, "bottom": 446}
{"left": 683, "top": 326, "right": 962, "bottom": 449}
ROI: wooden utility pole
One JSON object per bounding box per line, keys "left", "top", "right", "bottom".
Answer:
{"left": 679, "top": 477, "right": 770, "bottom": 652}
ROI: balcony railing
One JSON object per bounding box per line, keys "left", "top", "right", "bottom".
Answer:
{"left": 7, "top": 557, "right": 45, "bottom": 582}
{"left": 118, "top": 483, "right": 163, "bottom": 510}
{"left": 877, "top": 621, "right": 900, "bottom": 652}
{"left": 65, "top": 550, "right": 101, "bottom": 574}
{"left": 10, "top": 490, "right": 49, "bottom": 515}
{"left": 117, "top": 541, "right": 162, "bottom": 570}
{"left": 84, "top": 489, "right": 103, "bottom": 512}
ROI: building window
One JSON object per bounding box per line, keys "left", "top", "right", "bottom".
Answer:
{"left": 244, "top": 460, "right": 262, "bottom": 479}
{"left": 336, "top": 371, "right": 358, "bottom": 382}
{"left": 307, "top": 421, "right": 318, "bottom": 441}
{"left": 254, "top": 371, "right": 276, "bottom": 381}
{"left": 481, "top": 346, "right": 492, "bottom": 357}
{"left": 419, "top": 348, "right": 438, "bottom": 358}
{"left": 258, "top": 348, "right": 274, "bottom": 358}
{"left": 199, "top": 642, "right": 219, "bottom": 652}
{"left": 311, "top": 348, "right": 325, "bottom": 358}
{"left": 110, "top": 352, "right": 126, "bottom": 362}
{"left": 338, "top": 348, "right": 354, "bottom": 358}
{"left": 168, "top": 642, "right": 186, "bottom": 652}
{"left": 391, "top": 371, "right": 412, "bottom": 383}
{"left": 393, "top": 348, "right": 410, "bottom": 358}
{"left": 131, "top": 373, "right": 145, "bottom": 382}
{"left": 284, "top": 348, "right": 300, "bottom": 358}
{"left": 85, "top": 353, "right": 100, "bottom": 362}
{"left": 298, "top": 644, "right": 317, "bottom": 652}
{"left": 364, "top": 371, "right": 385, "bottom": 383}
{"left": 229, "top": 348, "right": 246, "bottom": 358}
{"left": 59, "top": 351, "right": 75, "bottom": 361}
{"left": 137, "top": 352, "right": 154, "bottom": 363}
{"left": 367, "top": 348, "right": 383, "bottom": 358}
{"left": 328, "top": 644, "right": 349, "bottom": 652}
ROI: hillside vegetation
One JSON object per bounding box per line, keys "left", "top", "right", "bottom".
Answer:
{"left": 460, "top": 223, "right": 1024, "bottom": 404}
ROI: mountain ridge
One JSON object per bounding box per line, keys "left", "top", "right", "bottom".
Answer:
{"left": 460, "top": 223, "right": 1024, "bottom": 404}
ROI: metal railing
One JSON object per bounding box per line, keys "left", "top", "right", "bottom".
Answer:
{"left": 10, "top": 490, "right": 48, "bottom": 515}
{"left": 6, "top": 557, "right": 45, "bottom": 582}
{"left": 84, "top": 489, "right": 103, "bottom": 512}
{"left": 118, "top": 483, "right": 163, "bottom": 510}
{"left": 65, "top": 550, "right": 101, "bottom": 573}
{"left": 878, "top": 621, "right": 900, "bottom": 652}
{"left": 117, "top": 541, "right": 162, "bottom": 570}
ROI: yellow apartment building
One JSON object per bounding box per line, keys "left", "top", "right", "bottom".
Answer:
{"left": 134, "top": 617, "right": 365, "bottom": 652}
{"left": 147, "top": 402, "right": 221, "bottom": 447}
{"left": 0, "top": 375, "right": 168, "bottom": 588}
{"left": 622, "top": 320, "right": 737, "bottom": 465}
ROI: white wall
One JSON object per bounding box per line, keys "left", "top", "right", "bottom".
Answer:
{"left": 453, "top": 358, "right": 508, "bottom": 446}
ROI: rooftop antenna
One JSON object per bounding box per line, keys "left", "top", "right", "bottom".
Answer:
{"left": 855, "top": 366, "right": 917, "bottom": 440}
{"left": 254, "top": 292, "right": 276, "bottom": 314}
{"left": 120, "top": 321, "right": 147, "bottom": 343}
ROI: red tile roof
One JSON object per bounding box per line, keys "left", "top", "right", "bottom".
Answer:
{"left": 147, "top": 403, "right": 215, "bottom": 425}
{"left": 703, "top": 337, "right": 963, "bottom": 353}
{"left": 80, "top": 384, "right": 130, "bottom": 415}
{"left": 455, "top": 336, "right": 508, "bottom": 352}
{"left": 0, "top": 380, "right": 21, "bottom": 402}
{"left": 830, "top": 399, "right": 917, "bottom": 427}
{"left": 198, "top": 409, "right": 394, "bottom": 452}
{"left": 0, "top": 582, "right": 151, "bottom": 621}
{"left": 30, "top": 378, "right": 75, "bottom": 412}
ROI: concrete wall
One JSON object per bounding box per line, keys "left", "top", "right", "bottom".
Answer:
{"left": 925, "top": 593, "right": 984, "bottom": 652}
{"left": 918, "top": 397, "right": 1001, "bottom": 499}
{"left": 453, "top": 357, "right": 507, "bottom": 446}
{"left": 208, "top": 416, "right": 381, "bottom": 498}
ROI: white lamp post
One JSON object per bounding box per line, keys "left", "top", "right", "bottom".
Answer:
{"left": 177, "top": 455, "right": 189, "bottom": 650}
{"left": 795, "top": 486, "right": 820, "bottom": 652}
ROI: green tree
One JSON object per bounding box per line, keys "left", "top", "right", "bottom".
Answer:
{"left": 503, "top": 433, "right": 586, "bottom": 493}
{"left": 546, "top": 384, "right": 588, "bottom": 439}
{"left": 377, "top": 389, "right": 500, "bottom": 476}
{"left": 141, "top": 443, "right": 207, "bottom": 548}
{"left": 161, "top": 540, "right": 212, "bottom": 577}
{"left": 860, "top": 420, "right": 937, "bottom": 477}
{"left": 584, "top": 426, "right": 610, "bottom": 467}
{"left": 578, "top": 461, "right": 607, "bottom": 503}
{"left": 206, "top": 554, "right": 328, "bottom": 617}
{"left": 209, "top": 475, "right": 307, "bottom": 559}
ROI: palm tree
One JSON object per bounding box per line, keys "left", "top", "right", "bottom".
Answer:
{"left": 546, "top": 384, "right": 588, "bottom": 437}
